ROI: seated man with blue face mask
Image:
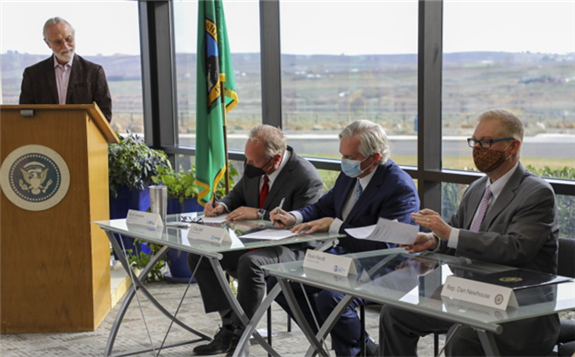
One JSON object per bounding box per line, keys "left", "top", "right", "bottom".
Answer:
{"left": 270, "top": 119, "right": 420, "bottom": 357}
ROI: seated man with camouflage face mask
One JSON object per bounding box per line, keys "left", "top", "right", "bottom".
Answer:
{"left": 379, "top": 108, "right": 560, "bottom": 357}
{"left": 188, "top": 124, "right": 323, "bottom": 356}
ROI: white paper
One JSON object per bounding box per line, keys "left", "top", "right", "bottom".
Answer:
{"left": 239, "top": 229, "right": 297, "bottom": 240}
{"left": 345, "top": 217, "right": 418, "bottom": 245}
{"left": 201, "top": 214, "right": 229, "bottom": 223}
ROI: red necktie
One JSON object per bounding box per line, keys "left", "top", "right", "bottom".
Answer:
{"left": 259, "top": 175, "right": 269, "bottom": 209}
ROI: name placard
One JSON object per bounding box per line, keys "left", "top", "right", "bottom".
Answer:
{"left": 126, "top": 209, "right": 163, "bottom": 228}
{"left": 303, "top": 250, "right": 358, "bottom": 277}
{"left": 186, "top": 224, "right": 244, "bottom": 247}
{"left": 441, "top": 275, "right": 518, "bottom": 310}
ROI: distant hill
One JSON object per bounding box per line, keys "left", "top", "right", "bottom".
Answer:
{"left": 3, "top": 51, "right": 572, "bottom": 82}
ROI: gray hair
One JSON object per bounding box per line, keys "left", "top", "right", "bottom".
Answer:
{"left": 248, "top": 125, "right": 286, "bottom": 158}
{"left": 477, "top": 109, "right": 524, "bottom": 143}
{"left": 339, "top": 120, "right": 390, "bottom": 164}
{"left": 43, "top": 17, "right": 75, "bottom": 38}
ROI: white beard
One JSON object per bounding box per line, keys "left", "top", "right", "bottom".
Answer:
{"left": 55, "top": 48, "right": 74, "bottom": 63}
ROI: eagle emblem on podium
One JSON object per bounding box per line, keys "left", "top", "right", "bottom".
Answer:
{"left": 0, "top": 145, "right": 70, "bottom": 211}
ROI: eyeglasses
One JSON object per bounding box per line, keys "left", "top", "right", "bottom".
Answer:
{"left": 47, "top": 36, "right": 74, "bottom": 46}
{"left": 467, "top": 137, "right": 515, "bottom": 149}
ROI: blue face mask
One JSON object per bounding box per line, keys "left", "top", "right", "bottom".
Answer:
{"left": 341, "top": 157, "right": 370, "bottom": 178}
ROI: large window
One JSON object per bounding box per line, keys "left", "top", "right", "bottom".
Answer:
{"left": 173, "top": 0, "right": 262, "bottom": 153}
{"left": 0, "top": 0, "right": 142, "bottom": 134}
{"left": 442, "top": 1, "right": 575, "bottom": 177}
{"left": 279, "top": 0, "right": 418, "bottom": 164}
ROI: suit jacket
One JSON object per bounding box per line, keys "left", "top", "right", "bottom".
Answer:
{"left": 221, "top": 146, "right": 323, "bottom": 220}
{"left": 440, "top": 162, "right": 559, "bottom": 275}
{"left": 438, "top": 162, "right": 560, "bottom": 357}
{"left": 297, "top": 159, "right": 420, "bottom": 253}
{"left": 19, "top": 54, "right": 112, "bottom": 122}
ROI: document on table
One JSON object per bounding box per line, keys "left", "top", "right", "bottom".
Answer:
{"left": 239, "top": 229, "right": 298, "bottom": 240}
{"left": 345, "top": 217, "right": 418, "bottom": 245}
{"left": 201, "top": 214, "right": 229, "bottom": 223}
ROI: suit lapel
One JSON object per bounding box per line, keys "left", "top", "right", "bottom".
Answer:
{"left": 66, "top": 54, "right": 81, "bottom": 104}
{"left": 464, "top": 177, "right": 487, "bottom": 230}
{"left": 481, "top": 164, "right": 525, "bottom": 230}
{"left": 345, "top": 164, "right": 385, "bottom": 223}
{"left": 46, "top": 56, "right": 59, "bottom": 104}
{"left": 265, "top": 148, "right": 295, "bottom": 205}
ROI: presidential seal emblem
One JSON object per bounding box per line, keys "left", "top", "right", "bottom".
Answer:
{"left": 0, "top": 145, "right": 70, "bottom": 211}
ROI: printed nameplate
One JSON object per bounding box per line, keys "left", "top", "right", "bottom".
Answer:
{"left": 441, "top": 275, "right": 518, "bottom": 310}
{"left": 187, "top": 224, "right": 231, "bottom": 244}
{"left": 303, "top": 250, "right": 357, "bottom": 277}
{"left": 126, "top": 209, "right": 163, "bottom": 228}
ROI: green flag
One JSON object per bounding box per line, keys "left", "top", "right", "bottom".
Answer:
{"left": 195, "top": 0, "right": 238, "bottom": 206}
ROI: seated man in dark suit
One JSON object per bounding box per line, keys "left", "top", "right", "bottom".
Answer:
{"left": 379, "top": 108, "right": 559, "bottom": 356}
{"left": 270, "top": 119, "right": 420, "bottom": 357}
{"left": 19, "top": 17, "right": 112, "bottom": 122}
{"left": 189, "top": 124, "right": 324, "bottom": 356}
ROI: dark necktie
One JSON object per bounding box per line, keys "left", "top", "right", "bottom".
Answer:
{"left": 356, "top": 179, "right": 363, "bottom": 202}
{"left": 259, "top": 175, "right": 269, "bottom": 209}
{"left": 470, "top": 186, "right": 492, "bottom": 232}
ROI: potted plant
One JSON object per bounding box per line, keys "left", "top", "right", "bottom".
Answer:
{"left": 151, "top": 164, "right": 239, "bottom": 282}
{"left": 108, "top": 131, "right": 172, "bottom": 259}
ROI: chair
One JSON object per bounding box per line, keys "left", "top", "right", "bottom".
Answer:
{"left": 556, "top": 237, "right": 575, "bottom": 356}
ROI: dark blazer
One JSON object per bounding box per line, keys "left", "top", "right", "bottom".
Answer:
{"left": 221, "top": 146, "right": 323, "bottom": 220}
{"left": 297, "top": 159, "right": 420, "bottom": 253}
{"left": 19, "top": 54, "right": 112, "bottom": 122}
{"left": 440, "top": 162, "right": 559, "bottom": 274}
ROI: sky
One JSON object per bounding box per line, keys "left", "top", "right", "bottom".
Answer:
{"left": 1, "top": 0, "right": 574, "bottom": 56}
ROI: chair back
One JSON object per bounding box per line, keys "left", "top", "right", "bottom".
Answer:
{"left": 557, "top": 237, "right": 575, "bottom": 278}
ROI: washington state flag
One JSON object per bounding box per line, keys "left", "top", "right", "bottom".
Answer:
{"left": 195, "top": 0, "right": 238, "bottom": 206}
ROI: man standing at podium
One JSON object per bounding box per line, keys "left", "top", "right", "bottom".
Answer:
{"left": 19, "top": 17, "right": 112, "bottom": 122}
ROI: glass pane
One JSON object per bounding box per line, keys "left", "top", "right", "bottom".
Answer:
{"left": 173, "top": 0, "right": 262, "bottom": 150}
{"left": 441, "top": 182, "right": 574, "bottom": 238}
{"left": 0, "top": 1, "right": 143, "bottom": 135}
{"left": 279, "top": 0, "right": 418, "bottom": 165}
{"left": 174, "top": 154, "right": 243, "bottom": 191}
{"left": 442, "top": 1, "right": 575, "bottom": 178}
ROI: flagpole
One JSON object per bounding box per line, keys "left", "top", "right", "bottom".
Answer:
{"left": 219, "top": 73, "right": 230, "bottom": 195}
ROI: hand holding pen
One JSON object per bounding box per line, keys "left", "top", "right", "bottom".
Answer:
{"left": 277, "top": 197, "right": 285, "bottom": 215}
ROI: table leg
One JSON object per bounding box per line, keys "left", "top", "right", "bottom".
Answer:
{"left": 104, "top": 231, "right": 211, "bottom": 357}
{"left": 232, "top": 283, "right": 282, "bottom": 357}
{"left": 477, "top": 329, "right": 501, "bottom": 356}
{"left": 276, "top": 278, "right": 330, "bottom": 357}
{"left": 302, "top": 294, "right": 354, "bottom": 357}
{"left": 207, "top": 256, "right": 276, "bottom": 355}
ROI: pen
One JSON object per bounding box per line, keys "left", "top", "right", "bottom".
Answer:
{"left": 418, "top": 210, "right": 427, "bottom": 215}
{"left": 278, "top": 197, "right": 285, "bottom": 215}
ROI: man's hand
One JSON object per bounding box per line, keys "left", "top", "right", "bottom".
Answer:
{"left": 270, "top": 207, "right": 297, "bottom": 228}
{"left": 411, "top": 209, "right": 452, "bottom": 240}
{"left": 227, "top": 206, "right": 258, "bottom": 221}
{"left": 291, "top": 217, "right": 334, "bottom": 235}
{"left": 401, "top": 232, "right": 438, "bottom": 254}
{"left": 204, "top": 201, "right": 225, "bottom": 217}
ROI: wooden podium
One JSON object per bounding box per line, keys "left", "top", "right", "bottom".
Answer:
{"left": 0, "top": 104, "right": 119, "bottom": 333}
